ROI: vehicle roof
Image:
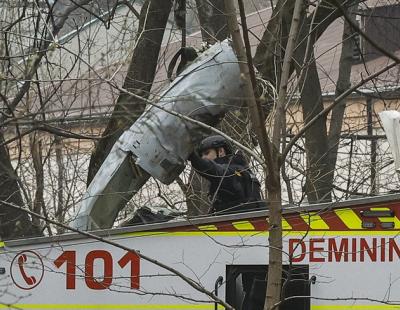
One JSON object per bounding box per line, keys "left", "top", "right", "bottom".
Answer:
{"left": 3, "top": 193, "right": 400, "bottom": 248}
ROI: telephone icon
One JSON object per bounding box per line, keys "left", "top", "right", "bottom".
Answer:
{"left": 18, "top": 254, "right": 37, "bottom": 285}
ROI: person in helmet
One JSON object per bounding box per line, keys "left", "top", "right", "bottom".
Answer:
{"left": 188, "top": 135, "right": 266, "bottom": 215}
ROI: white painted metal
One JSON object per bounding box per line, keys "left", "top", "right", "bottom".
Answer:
{"left": 380, "top": 110, "right": 400, "bottom": 171}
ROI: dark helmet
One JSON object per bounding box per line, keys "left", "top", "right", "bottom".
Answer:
{"left": 198, "top": 135, "right": 233, "bottom": 155}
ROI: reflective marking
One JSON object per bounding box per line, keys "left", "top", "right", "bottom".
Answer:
{"left": 282, "top": 218, "right": 292, "bottom": 230}
{"left": 119, "top": 231, "right": 259, "bottom": 238}
{"left": 0, "top": 304, "right": 224, "bottom": 309}
{"left": 301, "top": 213, "right": 329, "bottom": 230}
{"left": 371, "top": 207, "right": 400, "bottom": 229}
{"left": 198, "top": 225, "right": 218, "bottom": 231}
{"left": 334, "top": 208, "right": 364, "bottom": 230}
{"left": 232, "top": 221, "right": 255, "bottom": 230}
{"left": 0, "top": 241, "right": 4, "bottom": 248}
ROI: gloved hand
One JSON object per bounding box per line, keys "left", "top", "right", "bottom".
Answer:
{"left": 188, "top": 151, "right": 198, "bottom": 162}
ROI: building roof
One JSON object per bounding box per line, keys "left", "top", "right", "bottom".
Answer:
{"left": 16, "top": 4, "right": 400, "bottom": 124}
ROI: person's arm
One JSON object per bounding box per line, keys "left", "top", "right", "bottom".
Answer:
{"left": 188, "top": 152, "right": 227, "bottom": 179}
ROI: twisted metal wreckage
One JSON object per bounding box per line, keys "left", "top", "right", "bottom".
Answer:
{"left": 71, "top": 40, "right": 246, "bottom": 230}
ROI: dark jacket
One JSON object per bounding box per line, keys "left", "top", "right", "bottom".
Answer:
{"left": 189, "top": 152, "right": 266, "bottom": 214}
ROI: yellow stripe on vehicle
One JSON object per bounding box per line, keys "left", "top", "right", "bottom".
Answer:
{"left": 118, "top": 231, "right": 262, "bottom": 238}
{"left": 282, "top": 218, "right": 293, "bottom": 230}
{"left": 301, "top": 212, "right": 329, "bottom": 230}
{"left": 198, "top": 225, "right": 218, "bottom": 231}
{"left": 334, "top": 208, "right": 364, "bottom": 230}
{"left": 232, "top": 220, "right": 255, "bottom": 230}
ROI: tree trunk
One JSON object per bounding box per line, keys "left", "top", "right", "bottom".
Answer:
{"left": 87, "top": 0, "right": 173, "bottom": 185}
{"left": 289, "top": 4, "right": 330, "bottom": 203}
{"left": 296, "top": 4, "right": 357, "bottom": 203}
{"left": 265, "top": 1, "right": 302, "bottom": 308}
{"left": 54, "top": 135, "right": 66, "bottom": 234}
{"left": 253, "top": 0, "right": 292, "bottom": 85}
{"left": 30, "top": 134, "right": 45, "bottom": 232}
{"left": 222, "top": 2, "right": 285, "bottom": 309}
{"left": 195, "top": 0, "right": 228, "bottom": 44}
{"left": 294, "top": 49, "right": 331, "bottom": 202}
{"left": 327, "top": 6, "right": 356, "bottom": 191}
{"left": 255, "top": 0, "right": 351, "bottom": 203}
{"left": 265, "top": 183, "right": 282, "bottom": 310}
{"left": 0, "top": 133, "right": 37, "bottom": 239}
{"left": 254, "top": 0, "right": 349, "bottom": 83}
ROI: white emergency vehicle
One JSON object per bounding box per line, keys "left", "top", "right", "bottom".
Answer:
{"left": 1, "top": 193, "right": 400, "bottom": 309}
